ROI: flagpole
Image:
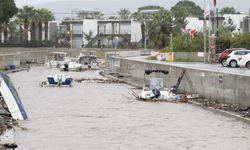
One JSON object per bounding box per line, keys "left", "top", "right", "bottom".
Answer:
{"left": 203, "top": 0, "right": 207, "bottom": 63}
{"left": 208, "top": 0, "right": 211, "bottom": 63}
{"left": 214, "top": 0, "right": 216, "bottom": 36}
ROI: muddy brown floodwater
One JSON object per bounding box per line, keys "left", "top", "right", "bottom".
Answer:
{"left": 8, "top": 66, "right": 250, "bottom": 150}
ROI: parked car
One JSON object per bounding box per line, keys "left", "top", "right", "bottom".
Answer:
{"left": 226, "top": 49, "right": 250, "bottom": 68}
{"left": 218, "top": 48, "right": 246, "bottom": 67}
{"left": 238, "top": 53, "right": 250, "bottom": 68}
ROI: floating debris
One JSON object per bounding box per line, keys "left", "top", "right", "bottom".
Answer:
{"left": 74, "top": 78, "right": 125, "bottom": 84}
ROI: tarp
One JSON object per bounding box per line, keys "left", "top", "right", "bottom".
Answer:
{"left": 0, "top": 74, "right": 28, "bottom": 120}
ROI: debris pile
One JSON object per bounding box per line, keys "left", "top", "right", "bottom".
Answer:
{"left": 193, "top": 99, "right": 250, "bottom": 118}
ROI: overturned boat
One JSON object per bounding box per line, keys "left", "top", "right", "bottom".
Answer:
{"left": 138, "top": 70, "right": 180, "bottom": 101}
{"left": 47, "top": 74, "right": 73, "bottom": 86}
{"left": 0, "top": 74, "right": 28, "bottom": 120}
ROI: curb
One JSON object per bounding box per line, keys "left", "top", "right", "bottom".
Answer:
{"left": 191, "top": 101, "right": 250, "bottom": 125}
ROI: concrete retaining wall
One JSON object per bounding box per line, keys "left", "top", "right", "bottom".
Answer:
{"left": 0, "top": 47, "right": 117, "bottom": 70}
{"left": 174, "top": 52, "right": 205, "bottom": 62}
{"left": 119, "top": 58, "right": 250, "bottom": 108}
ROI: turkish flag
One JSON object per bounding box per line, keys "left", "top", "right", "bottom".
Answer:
{"left": 214, "top": 0, "right": 216, "bottom": 7}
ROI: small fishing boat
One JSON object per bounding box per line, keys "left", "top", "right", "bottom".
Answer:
{"left": 47, "top": 74, "right": 73, "bottom": 86}
{"left": 45, "top": 52, "right": 69, "bottom": 68}
{"left": 137, "top": 70, "right": 180, "bottom": 101}
{"left": 77, "top": 53, "right": 99, "bottom": 70}
{"left": 60, "top": 58, "right": 82, "bottom": 72}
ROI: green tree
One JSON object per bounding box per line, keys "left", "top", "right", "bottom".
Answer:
{"left": 171, "top": 0, "right": 203, "bottom": 18}
{"left": 132, "top": 5, "right": 163, "bottom": 46}
{"left": 147, "top": 9, "right": 173, "bottom": 49}
{"left": 118, "top": 9, "right": 130, "bottom": 20}
{"left": 173, "top": 33, "right": 204, "bottom": 52}
{"left": 30, "top": 9, "right": 39, "bottom": 42}
{"left": 171, "top": 0, "right": 202, "bottom": 30}
{"left": 36, "top": 8, "right": 54, "bottom": 41}
{"left": 220, "top": 17, "right": 236, "bottom": 33}
{"left": 231, "top": 34, "right": 250, "bottom": 49}
{"left": 220, "top": 6, "right": 236, "bottom": 15}
{"left": 0, "top": 0, "right": 18, "bottom": 43}
{"left": 83, "top": 30, "right": 93, "bottom": 42}
{"left": 38, "top": 8, "right": 54, "bottom": 41}
{"left": 17, "top": 6, "right": 35, "bottom": 43}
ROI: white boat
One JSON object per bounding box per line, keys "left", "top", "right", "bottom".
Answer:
{"left": 138, "top": 70, "right": 180, "bottom": 101}
{"left": 0, "top": 73, "right": 28, "bottom": 120}
{"left": 60, "top": 58, "right": 82, "bottom": 72}
{"left": 77, "top": 54, "right": 99, "bottom": 70}
{"left": 47, "top": 74, "right": 73, "bottom": 86}
{"left": 45, "top": 52, "right": 69, "bottom": 68}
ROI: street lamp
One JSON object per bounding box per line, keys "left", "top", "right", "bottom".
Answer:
{"left": 139, "top": 9, "right": 160, "bottom": 51}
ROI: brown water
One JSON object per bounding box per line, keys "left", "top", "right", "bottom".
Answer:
{"left": 9, "top": 66, "right": 250, "bottom": 150}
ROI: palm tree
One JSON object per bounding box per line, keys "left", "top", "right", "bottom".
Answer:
{"left": 14, "top": 17, "right": 24, "bottom": 43}
{"left": 83, "top": 30, "right": 93, "bottom": 43}
{"left": 3, "top": 23, "right": 8, "bottom": 43}
{"left": 118, "top": 9, "right": 130, "bottom": 20}
{"left": 30, "top": 9, "right": 39, "bottom": 42}
{"left": 147, "top": 9, "right": 173, "bottom": 49}
{"left": 35, "top": 8, "right": 54, "bottom": 41}
{"left": 17, "top": 6, "right": 35, "bottom": 43}
{"left": 7, "top": 19, "right": 21, "bottom": 43}
{"left": 131, "top": 6, "right": 162, "bottom": 46}
{"left": 0, "top": 24, "right": 2, "bottom": 43}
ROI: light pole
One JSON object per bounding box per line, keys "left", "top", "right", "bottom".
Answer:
{"left": 144, "top": 21, "right": 147, "bottom": 51}
{"left": 70, "top": 23, "right": 73, "bottom": 49}
{"left": 70, "top": 9, "right": 81, "bottom": 49}
{"left": 139, "top": 9, "right": 160, "bottom": 51}
{"left": 170, "top": 24, "right": 176, "bottom": 62}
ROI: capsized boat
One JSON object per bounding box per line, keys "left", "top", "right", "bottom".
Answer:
{"left": 138, "top": 70, "right": 180, "bottom": 101}
{"left": 47, "top": 74, "right": 73, "bottom": 86}
{"left": 0, "top": 73, "right": 28, "bottom": 120}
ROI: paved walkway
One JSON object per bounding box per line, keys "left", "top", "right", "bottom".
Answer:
{"left": 127, "top": 57, "right": 250, "bottom": 76}
{"left": 9, "top": 67, "right": 250, "bottom": 150}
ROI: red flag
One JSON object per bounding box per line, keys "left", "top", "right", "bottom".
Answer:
{"left": 213, "top": 0, "right": 216, "bottom": 7}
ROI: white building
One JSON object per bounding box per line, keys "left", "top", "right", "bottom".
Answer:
{"left": 60, "top": 19, "right": 142, "bottom": 49}
{"left": 223, "top": 14, "right": 248, "bottom": 33}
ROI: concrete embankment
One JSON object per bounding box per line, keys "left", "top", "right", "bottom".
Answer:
{"left": 118, "top": 57, "right": 250, "bottom": 108}
{"left": 0, "top": 47, "right": 114, "bottom": 70}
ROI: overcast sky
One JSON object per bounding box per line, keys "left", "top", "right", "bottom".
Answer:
{"left": 15, "top": 0, "right": 250, "bottom": 20}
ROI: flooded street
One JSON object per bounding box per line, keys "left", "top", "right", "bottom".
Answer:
{"left": 9, "top": 67, "right": 250, "bottom": 150}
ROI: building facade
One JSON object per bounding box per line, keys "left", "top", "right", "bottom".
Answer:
{"left": 59, "top": 19, "right": 142, "bottom": 49}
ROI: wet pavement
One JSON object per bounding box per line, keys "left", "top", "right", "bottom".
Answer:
{"left": 8, "top": 66, "right": 250, "bottom": 150}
